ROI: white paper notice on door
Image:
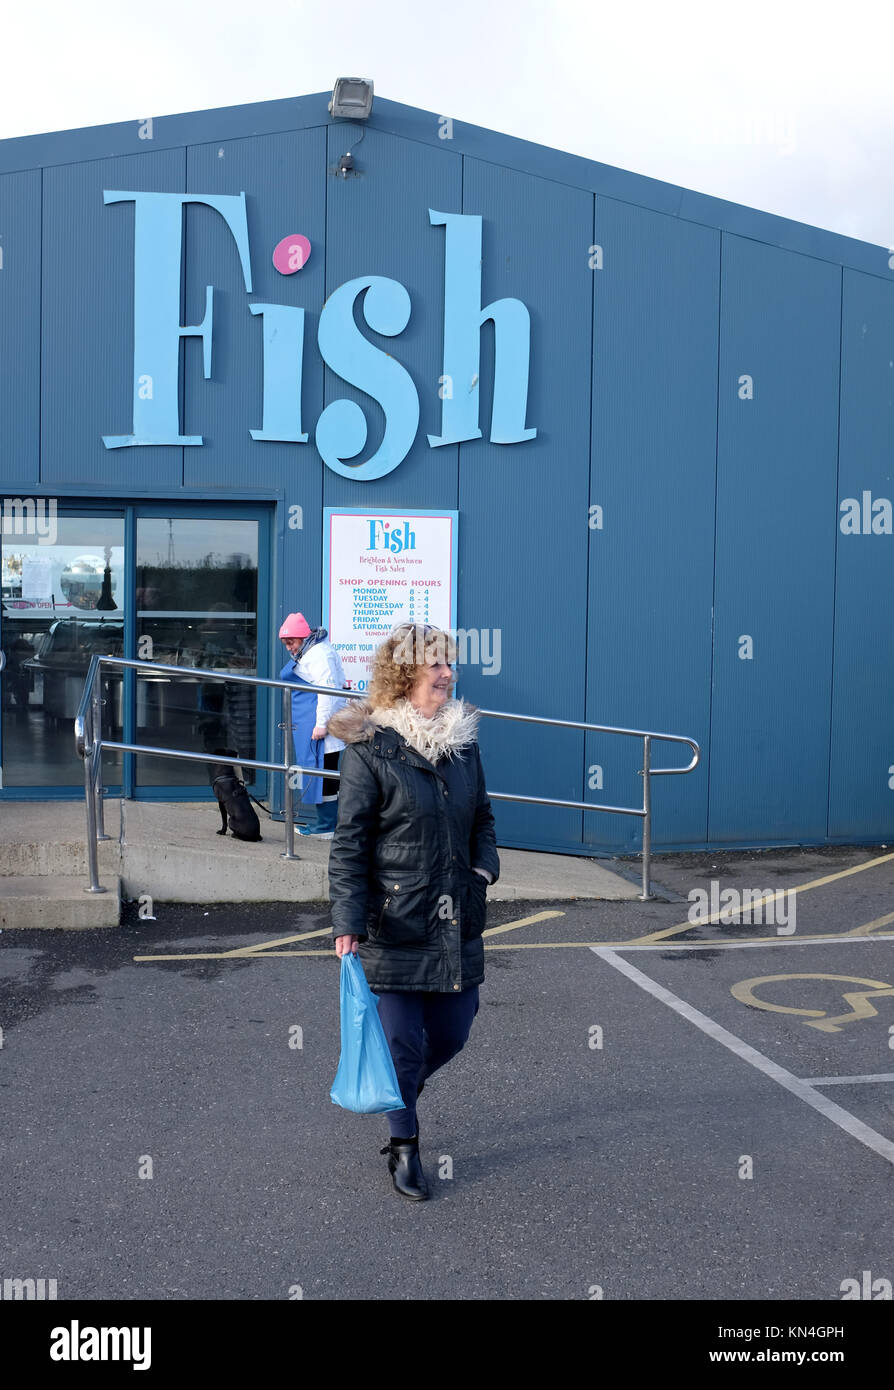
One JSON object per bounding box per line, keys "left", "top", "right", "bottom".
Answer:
{"left": 21, "top": 557, "right": 53, "bottom": 601}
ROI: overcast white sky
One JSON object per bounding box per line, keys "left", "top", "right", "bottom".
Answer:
{"left": 2, "top": 0, "right": 892, "bottom": 250}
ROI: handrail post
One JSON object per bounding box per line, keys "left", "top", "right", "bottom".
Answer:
{"left": 281, "top": 685, "right": 297, "bottom": 861}
{"left": 639, "top": 734, "right": 653, "bottom": 901}
{"left": 91, "top": 667, "right": 110, "bottom": 841}
{"left": 82, "top": 703, "right": 107, "bottom": 895}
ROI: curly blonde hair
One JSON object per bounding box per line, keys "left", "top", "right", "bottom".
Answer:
{"left": 367, "top": 623, "right": 457, "bottom": 708}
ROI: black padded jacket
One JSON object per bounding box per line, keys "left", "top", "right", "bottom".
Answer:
{"left": 326, "top": 698, "right": 500, "bottom": 993}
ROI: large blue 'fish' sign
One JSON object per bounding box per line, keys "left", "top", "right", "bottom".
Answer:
{"left": 101, "top": 191, "right": 536, "bottom": 477}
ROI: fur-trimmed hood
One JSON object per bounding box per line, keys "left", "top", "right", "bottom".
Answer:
{"left": 328, "top": 696, "right": 480, "bottom": 764}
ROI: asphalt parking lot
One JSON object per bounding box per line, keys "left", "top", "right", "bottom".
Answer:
{"left": 2, "top": 843, "right": 894, "bottom": 1301}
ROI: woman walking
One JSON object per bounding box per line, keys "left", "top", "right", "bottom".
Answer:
{"left": 327, "top": 623, "right": 499, "bottom": 1200}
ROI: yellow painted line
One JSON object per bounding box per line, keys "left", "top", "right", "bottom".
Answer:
{"left": 219, "top": 926, "right": 331, "bottom": 956}
{"left": 131, "top": 920, "right": 567, "bottom": 961}
{"left": 134, "top": 933, "right": 894, "bottom": 961}
{"left": 483, "top": 910, "right": 565, "bottom": 937}
{"left": 485, "top": 941, "right": 641, "bottom": 950}
{"left": 627, "top": 929, "right": 894, "bottom": 948}
{"left": 134, "top": 919, "right": 885, "bottom": 964}
{"left": 130, "top": 858, "right": 894, "bottom": 966}
{"left": 133, "top": 949, "right": 332, "bottom": 960}
{"left": 204, "top": 906, "right": 567, "bottom": 961}
{"left": 134, "top": 944, "right": 601, "bottom": 961}
{"left": 484, "top": 940, "right": 792, "bottom": 950}
{"left": 487, "top": 931, "right": 894, "bottom": 951}
{"left": 629, "top": 850, "right": 894, "bottom": 945}
{"left": 132, "top": 924, "right": 894, "bottom": 964}
{"left": 488, "top": 932, "right": 894, "bottom": 951}
{"left": 848, "top": 910, "right": 894, "bottom": 936}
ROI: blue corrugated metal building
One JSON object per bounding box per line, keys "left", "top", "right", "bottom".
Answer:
{"left": 0, "top": 89, "right": 891, "bottom": 855}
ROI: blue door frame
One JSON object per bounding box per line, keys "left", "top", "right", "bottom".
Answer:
{"left": 0, "top": 499, "right": 273, "bottom": 802}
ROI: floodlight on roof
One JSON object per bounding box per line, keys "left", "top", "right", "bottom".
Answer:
{"left": 329, "top": 78, "right": 374, "bottom": 120}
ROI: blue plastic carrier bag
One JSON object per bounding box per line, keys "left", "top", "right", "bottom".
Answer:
{"left": 330, "top": 952, "right": 404, "bottom": 1113}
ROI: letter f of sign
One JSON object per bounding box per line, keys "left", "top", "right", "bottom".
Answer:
{"left": 102, "top": 191, "right": 252, "bottom": 448}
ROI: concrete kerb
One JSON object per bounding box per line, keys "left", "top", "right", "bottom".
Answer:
{"left": 0, "top": 798, "right": 643, "bottom": 917}
{"left": 0, "top": 875, "right": 121, "bottom": 929}
{"left": 121, "top": 800, "right": 642, "bottom": 904}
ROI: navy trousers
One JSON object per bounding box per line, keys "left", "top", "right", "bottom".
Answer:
{"left": 374, "top": 986, "right": 480, "bottom": 1139}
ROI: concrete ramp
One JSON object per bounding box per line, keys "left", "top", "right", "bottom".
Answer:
{"left": 0, "top": 798, "right": 642, "bottom": 927}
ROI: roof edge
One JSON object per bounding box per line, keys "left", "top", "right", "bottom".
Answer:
{"left": 0, "top": 89, "right": 889, "bottom": 279}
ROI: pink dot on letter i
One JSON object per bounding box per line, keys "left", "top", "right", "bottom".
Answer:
{"left": 273, "top": 235, "right": 312, "bottom": 274}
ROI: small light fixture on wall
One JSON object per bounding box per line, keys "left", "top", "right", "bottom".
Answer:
{"left": 329, "top": 78, "right": 374, "bottom": 121}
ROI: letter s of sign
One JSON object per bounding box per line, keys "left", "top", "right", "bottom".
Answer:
{"left": 315, "top": 277, "right": 419, "bottom": 480}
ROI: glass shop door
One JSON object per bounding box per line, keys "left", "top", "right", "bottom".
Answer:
{"left": 0, "top": 502, "right": 271, "bottom": 799}
{"left": 0, "top": 508, "right": 125, "bottom": 794}
{"left": 130, "top": 507, "right": 271, "bottom": 798}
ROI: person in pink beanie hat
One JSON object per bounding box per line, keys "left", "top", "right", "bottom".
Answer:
{"left": 279, "top": 612, "right": 348, "bottom": 836}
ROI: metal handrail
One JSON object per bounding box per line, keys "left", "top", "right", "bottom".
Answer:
{"left": 75, "top": 654, "right": 700, "bottom": 901}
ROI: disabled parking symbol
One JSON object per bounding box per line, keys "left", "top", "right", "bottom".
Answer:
{"left": 731, "top": 973, "right": 894, "bottom": 1033}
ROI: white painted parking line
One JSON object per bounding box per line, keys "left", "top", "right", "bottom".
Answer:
{"left": 592, "top": 947, "right": 894, "bottom": 1168}
{"left": 803, "top": 1074, "right": 894, "bottom": 1087}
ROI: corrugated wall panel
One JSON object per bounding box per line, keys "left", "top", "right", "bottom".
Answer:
{"left": 41, "top": 149, "right": 186, "bottom": 488}
{"left": 708, "top": 236, "right": 840, "bottom": 843}
{"left": 828, "top": 269, "right": 894, "bottom": 839}
{"left": 458, "top": 160, "right": 593, "bottom": 849}
{"left": 0, "top": 169, "right": 41, "bottom": 488}
{"left": 586, "top": 199, "right": 718, "bottom": 852}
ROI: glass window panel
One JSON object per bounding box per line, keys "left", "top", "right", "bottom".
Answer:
{"left": 134, "top": 519, "right": 259, "bottom": 786}
{"left": 1, "top": 515, "right": 124, "bottom": 787}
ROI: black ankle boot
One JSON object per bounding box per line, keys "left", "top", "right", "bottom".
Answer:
{"left": 380, "top": 1134, "right": 429, "bottom": 1200}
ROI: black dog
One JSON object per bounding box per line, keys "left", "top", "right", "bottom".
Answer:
{"left": 209, "top": 748, "right": 262, "bottom": 842}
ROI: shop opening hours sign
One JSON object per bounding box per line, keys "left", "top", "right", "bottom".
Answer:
{"left": 322, "top": 509, "right": 458, "bottom": 692}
